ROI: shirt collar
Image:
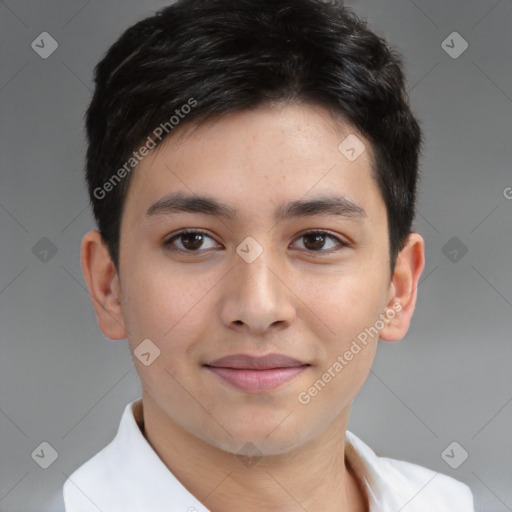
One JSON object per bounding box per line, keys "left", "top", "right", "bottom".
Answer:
{"left": 64, "top": 398, "right": 472, "bottom": 512}
{"left": 127, "top": 399, "right": 385, "bottom": 510}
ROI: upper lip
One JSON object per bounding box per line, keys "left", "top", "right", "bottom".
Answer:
{"left": 204, "top": 353, "right": 308, "bottom": 370}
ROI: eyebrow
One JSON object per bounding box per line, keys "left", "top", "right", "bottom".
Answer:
{"left": 145, "top": 191, "right": 367, "bottom": 222}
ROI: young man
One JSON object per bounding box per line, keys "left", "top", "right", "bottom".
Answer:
{"left": 64, "top": 0, "right": 474, "bottom": 510}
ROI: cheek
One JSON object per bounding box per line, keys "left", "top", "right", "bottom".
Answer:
{"left": 297, "top": 262, "right": 388, "bottom": 407}
{"left": 120, "top": 260, "right": 218, "bottom": 371}
{"left": 295, "top": 264, "right": 389, "bottom": 346}
{"left": 295, "top": 273, "right": 384, "bottom": 413}
{"left": 119, "top": 266, "right": 206, "bottom": 398}
{"left": 122, "top": 260, "right": 193, "bottom": 332}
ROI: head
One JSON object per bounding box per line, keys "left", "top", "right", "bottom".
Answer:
{"left": 81, "top": 0, "right": 425, "bottom": 456}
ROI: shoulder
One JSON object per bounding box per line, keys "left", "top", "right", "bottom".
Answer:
{"left": 345, "top": 431, "right": 474, "bottom": 512}
{"left": 62, "top": 400, "right": 141, "bottom": 511}
{"left": 63, "top": 441, "right": 121, "bottom": 510}
{"left": 381, "top": 455, "right": 474, "bottom": 511}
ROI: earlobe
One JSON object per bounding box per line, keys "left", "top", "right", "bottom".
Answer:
{"left": 80, "top": 230, "right": 127, "bottom": 341}
{"left": 379, "top": 232, "right": 425, "bottom": 342}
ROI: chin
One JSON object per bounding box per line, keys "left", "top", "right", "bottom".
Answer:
{"left": 218, "top": 436, "right": 304, "bottom": 458}
{"left": 201, "top": 420, "right": 309, "bottom": 458}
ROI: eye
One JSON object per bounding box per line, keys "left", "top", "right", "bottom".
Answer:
{"left": 163, "top": 229, "right": 349, "bottom": 255}
{"left": 163, "top": 229, "right": 220, "bottom": 253}
{"left": 292, "top": 230, "right": 349, "bottom": 254}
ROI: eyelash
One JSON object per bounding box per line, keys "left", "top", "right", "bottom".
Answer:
{"left": 163, "top": 229, "right": 349, "bottom": 255}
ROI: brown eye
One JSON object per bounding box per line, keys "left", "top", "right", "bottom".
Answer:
{"left": 163, "top": 229, "right": 348, "bottom": 255}
{"left": 163, "top": 230, "right": 219, "bottom": 252}
{"left": 293, "top": 230, "right": 348, "bottom": 253}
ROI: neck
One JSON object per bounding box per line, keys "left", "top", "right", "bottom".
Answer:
{"left": 139, "top": 393, "right": 368, "bottom": 512}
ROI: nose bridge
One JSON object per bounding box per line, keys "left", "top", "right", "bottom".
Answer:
{"left": 235, "top": 238, "right": 281, "bottom": 303}
{"left": 222, "top": 233, "right": 295, "bottom": 332}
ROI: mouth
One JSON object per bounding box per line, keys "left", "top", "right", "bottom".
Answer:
{"left": 203, "top": 353, "right": 310, "bottom": 392}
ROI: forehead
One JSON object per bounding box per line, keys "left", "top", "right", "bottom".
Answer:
{"left": 123, "top": 103, "right": 385, "bottom": 227}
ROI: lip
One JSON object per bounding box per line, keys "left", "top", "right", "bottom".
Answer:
{"left": 204, "top": 353, "right": 309, "bottom": 392}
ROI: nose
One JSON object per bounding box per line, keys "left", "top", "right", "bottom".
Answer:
{"left": 219, "top": 246, "right": 296, "bottom": 336}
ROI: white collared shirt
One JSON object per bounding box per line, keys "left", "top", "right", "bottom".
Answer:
{"left": 63, "top": 399, "right": 474, "bottom": 511}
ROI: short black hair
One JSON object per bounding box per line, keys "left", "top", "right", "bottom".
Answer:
{"left": 85, "top": 0, "right": 422, "bottom": 276}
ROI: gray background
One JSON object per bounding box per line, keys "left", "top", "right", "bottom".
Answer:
{"left": 1, "top": 0, "right": 511, "bottom": 511}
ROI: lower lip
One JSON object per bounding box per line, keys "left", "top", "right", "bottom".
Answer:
{"left": 205, "top": 366, "right": 308, "bottom": 392}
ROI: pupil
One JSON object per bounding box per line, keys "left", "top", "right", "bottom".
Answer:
{"left": 305, "top": 233, "right": 324, "bottom": 250}
{"left": 183, "top": 233, "right": 203, "bottom": 250}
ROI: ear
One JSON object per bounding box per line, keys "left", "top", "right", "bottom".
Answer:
{"left": 379, "top": 232, "right": 425, "bottom": 342}
{"left": 80, "top": 230, "right": 127, "bottom": 340}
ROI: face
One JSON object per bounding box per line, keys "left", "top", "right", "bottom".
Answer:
{"left": 115, "top": 103, "right": 397, "bottom": 455}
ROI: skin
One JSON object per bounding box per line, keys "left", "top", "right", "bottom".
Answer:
{"left": 81, "top": 102, "right": 425, "bottom": 512}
